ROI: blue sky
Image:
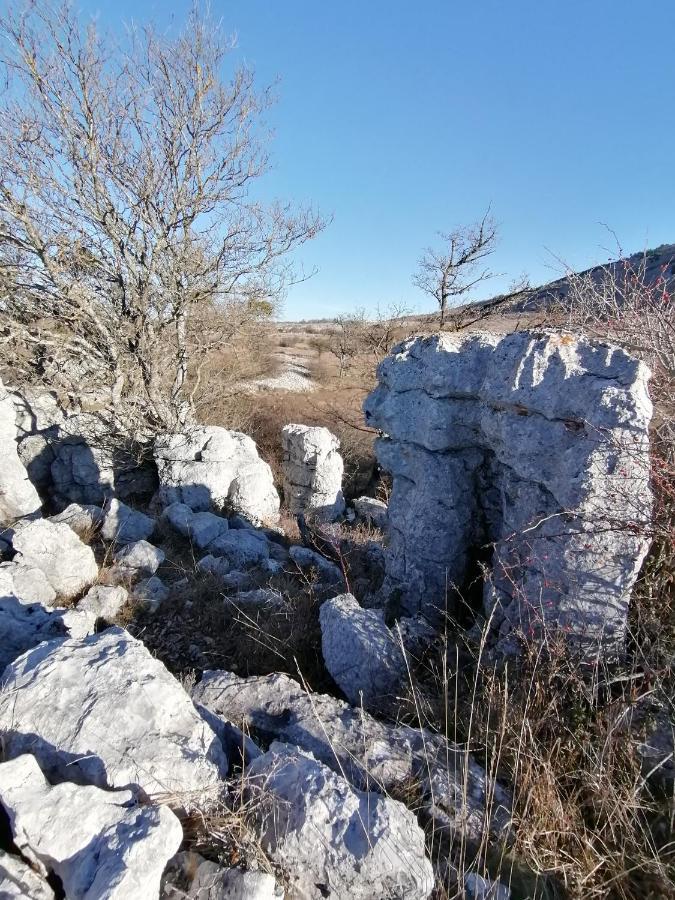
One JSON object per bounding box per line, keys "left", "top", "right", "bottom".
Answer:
{"left": 78, "top": 2, "right": 675, "bottom": 318}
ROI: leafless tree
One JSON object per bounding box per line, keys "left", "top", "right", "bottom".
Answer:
{"left": 328, "top": 312, "right": 366, "bottom": 378}
{"left": 0, "top": 1, "right": 324, "bottom": 430}
{"left": 360, "top": 302, "right": 414, "bottom": 362}
{"left": 413, "top": 211, "right": 498, "bottom": 327}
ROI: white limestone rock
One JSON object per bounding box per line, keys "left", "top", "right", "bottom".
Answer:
{"left": 101, "top": 498, "right": 156, "bottom": 545}
{"left": 189, "top": 512, "right": 230, "bottom": 549}
{"left": 0, "top": 378, "right": 42, "bottom": 524}
{"left": 154, "top": 427, "right": 280, "bottom": 525}
{"left": 49, "top": 502, "right": 103, "bottom": 538}
{"left": 289, "top": 545, "right": 342, "bottom": 583}
{"left": 162, "top": 503, "right": 230, "bottom": 549}
{"left": 247, "top": 742, "right": 434, "bottom": 900}
{"left": 113, "top": 539, "right": 165, "bottom": 575}
{"left": 0, "top": 561, "right": 56, "bottom": 606}
{"left": 162, "top": 852, "right": 278, "bottom": 900}
{"left": 133, "top": 576, "right": 170, "bottom": 611}
{"left": 0, "top": 628, "right": 228, "bottom": 803}
{"left": 353, "top": 496, "right": 388, "bottom": 530}
{"left": 162, "top": 501, "right": 195, "bottom": 537}
{"left": 319, "top": 593, "right": 406, "bottom": 710}
{"left": 78, "top": 584, "right": 129, "bottom": 620}
{"left": 281, "top": 424, "right": 345, "bottom": 522}
{"left": 0, "top": 754, "right": 182, "bottom": 899}
{"left": 364, "top": 331, "right": 653, "bottom": 654}
{"left": 207, "top": 529, "right": 270, "bottom": 569}
{"left": 0, "top": 851, "right": 53, "bottom": 899}
{"left": 11, "top": 519, "right": 98, "bottom": 600}
{"left": 0, "top": 570, "right": 94, "bottom": 671}
{"left": 193, "top": 671, "right": 512, "bottom": 846}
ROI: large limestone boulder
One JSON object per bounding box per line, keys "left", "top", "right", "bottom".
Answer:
{"left": 11, "top": 519, "right": 98, "bottom": 600}
{"left": 319, "top": 593, "right": 406, "bottom": 710}
{"left": 0, "top": 378, "right": 41, "bottom": 524}
{"left": 0, "top": 754, "right": 182, "bottom": 899}
{"left": 155, "top": 427, "right": 279, "bottom": 525}
{"left": 193, "top": 671, "right": 512, "bottom": 845}
{"left": 364, "top": 331, "right": 653, "bottom": 655}
{"left": 0, "top": 628, "right": 228, "bottom": 803}
{"left": 247, "top": 742, "right": 434, "bottom": 900}
{"left": 281, "top": 424, "right": 345, "bottom": 522}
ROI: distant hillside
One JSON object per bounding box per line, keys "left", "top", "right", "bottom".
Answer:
{"left": 284, "top": 243, "right": 675, "bottom": 328}
{"left": 468, "top": 242, "right": 675, "bottom": 317}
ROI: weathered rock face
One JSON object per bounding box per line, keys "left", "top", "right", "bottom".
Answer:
{"left": 364, "top": 332, "right": 653, "bottom": 654}
{"left": 193, "top": 671, "right": 512, "bottom": 846}
{"left": 0, "top": 850, "right": 54, "bottom": 899}
{"left": 155, "top": 427, "right": 280, "bottom": 525}
{"left": 11, "top": 519, "right": 98, "bottom": 601}
{"left": 247, "top": 741, "right": 434, "bottom": 900}
{"left": 281, "top": 424, "right": 345, "bottom": 522}
{"left": 0, "top": 628, "right": 228, "bottom": 803}
{"left": 0, "top": 754, "right": 182, "bottom": 899}
{"left": 11, "top": 389, "right": 157, "bottom": 504}
{"left": 0, "top": 378, "right": 41, "bottom": 524}
{"left": 319, "top": 593, "right": 406, "bottom": 711}
{"left": 0, "top": 570, "right": 64, "bottom": 672}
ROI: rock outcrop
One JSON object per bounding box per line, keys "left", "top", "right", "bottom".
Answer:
{"left": 0, "top": 628, "right": 228, "bottom": 803}
{"left": 0, "top": 377, "right": 41, "bottom": 524}
{"left": 247, "top": 741, "right": 434, "bottom": 900}
{"left": 364, "top": 331, "right": 653, "bottom": 654}
{"left": 155, "top": 426, "right": 280, "bottom": 524}
{"left": 0, "top": 850, "right": 54, "bottom": 899}
{"left": 281, "top": 424, "right": 345, "bottom": 522}
{"left": 193, "top": 671, "right": 512, "bottom": 845}
{"left": 0, "top": 754, "right": 182, "bottom": 899}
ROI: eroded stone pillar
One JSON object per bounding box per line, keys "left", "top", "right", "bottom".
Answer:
{"left": 281, "top": 424, "right": 345, "bottom": 522}
{"left": 364, "top": 331, "right": 653, "bottom": 655}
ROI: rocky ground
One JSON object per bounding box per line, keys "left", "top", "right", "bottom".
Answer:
{"left": 0, "top": 331, "right": 673, "bottom": 900}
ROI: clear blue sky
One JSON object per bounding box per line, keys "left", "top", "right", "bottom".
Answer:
{"left": 81, "top": 2, "right": 675, "bottom": 318}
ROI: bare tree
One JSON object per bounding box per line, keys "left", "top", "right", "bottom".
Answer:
{"left": 0, "top": 1, "right": 324, "bottom": 430}
{"left": 413, "top": 211, "right": 498, "bottom": 327}
{"left": 360, "top": 302, "right": 414, "bottom": 362}
{"left": 328, "top": 312, "right": 366, "bottom": 378}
